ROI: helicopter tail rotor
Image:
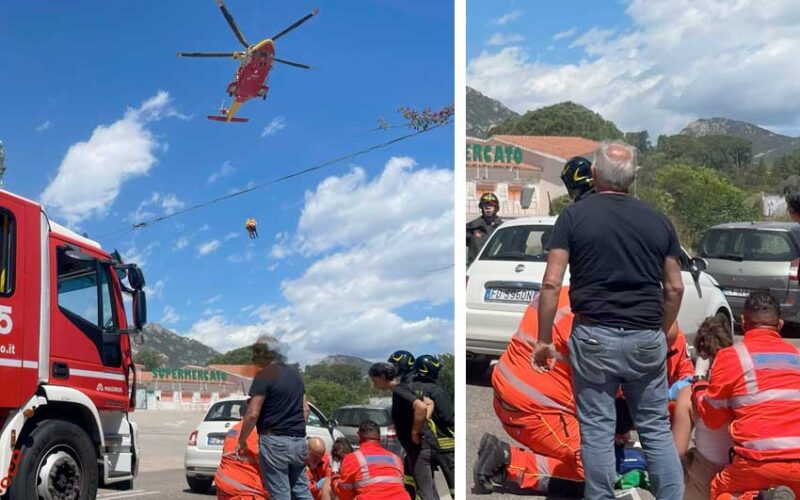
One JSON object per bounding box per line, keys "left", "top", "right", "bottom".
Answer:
{"left": 177, "top": 51, "right": 240, "bottom": 58}
{"left": 216, "top": 0, "right": 249, "bottom": 48}
{"left": 271, "top": 7, "right": 319, "bottom": 42}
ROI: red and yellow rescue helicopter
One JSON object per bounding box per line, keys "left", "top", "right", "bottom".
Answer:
{"left": 178, "top": 0, "right": 318, "bottom": 123}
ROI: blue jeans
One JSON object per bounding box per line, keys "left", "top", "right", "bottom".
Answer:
{"left": 258, "top": 434, "right": 312, "bottom": 500}
{"left": 569, "top": 324, "right": 683, "bottom": 500}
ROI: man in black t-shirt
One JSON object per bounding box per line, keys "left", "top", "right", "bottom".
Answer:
{"left": 237, "top": 341, "right": 311, "bottom": 500}
{"left": 532, "top": 141, "right": 686, "bottom": 500}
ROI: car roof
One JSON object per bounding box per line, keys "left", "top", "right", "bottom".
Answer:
{"left": 708, "top": 221, "right": 799, "bottom": 231}
{"left": 494, "top": 216, "right": 559, "bottom": 228}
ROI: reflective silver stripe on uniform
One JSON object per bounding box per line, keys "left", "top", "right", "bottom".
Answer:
{"left": 741, "top": 436, "right": 800, "bottom": 451}
{"left": 215, "top": 471, "right": 264, "bottom": 495}
{"left": 702, "top": 395, "right": 729, "bottom": 409}
{"left": 354, "top": 451, "right": 370, "bottom": 480}
{"left": 363, "top": 455, "right": 398, "bottom": 466}
{"left": 728, "top": 389, "right": 800, "bottom": 408}
{"left": 495, "top": 360, "right": 568, "bottom": 411}
{"left": 354, "top": 476, "right": 404, "bottom": 488}
{"left": 535, "top": 453, "right": 551, "bottom": 491}
{"left": 734, "top": 343, "right": 758, "bottom": 394}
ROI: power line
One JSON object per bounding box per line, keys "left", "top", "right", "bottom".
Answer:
{"left": 98, "top": 120, "right": 450, "bottom": 240}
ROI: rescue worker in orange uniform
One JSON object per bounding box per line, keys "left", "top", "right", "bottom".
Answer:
{"left": 306, "top": 437, "right": 332, "bottom": 500}
{"left": 333, "top": 420, "right": 407, "bottom": 500}
{"left": 215, "top": 416, "right": 269, "bottom": 500}
{"left": 693, "top": 290, "right": 800, "bottom": 499}
{"left": 245, "top": 218, "right": 258, "bottom": 239}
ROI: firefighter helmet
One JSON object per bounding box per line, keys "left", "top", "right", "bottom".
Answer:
{"left": 560, "top": 156, "right": 594, "bottom": 200}
{"left": 478, "top": 192, "right": 500, "bottom": 212}
{"left": 413, "top": 354, "right": 442, "bottom": 382}
{"left": 387, "top": 350, "right": 415, "bottom": 378}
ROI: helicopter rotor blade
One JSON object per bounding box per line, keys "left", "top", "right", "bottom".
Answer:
{"left": 271, "top": 7, "right": 319, "bottom": 42}
{"left": 177, "top": 52, "right": 238, "bottom": 58}
{"left": 215, "top": 0, "right": 249, "bottom": 48}
{"left": 273, "top": 58, "right": 313, "bottom": 70}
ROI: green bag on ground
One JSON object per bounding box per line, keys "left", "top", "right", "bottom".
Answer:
{"left": 615, "top": 469, "right": 650, "bottom": 489}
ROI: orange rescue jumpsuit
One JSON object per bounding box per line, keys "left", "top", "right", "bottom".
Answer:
{"left": 693, "top": 328, "right": 800, "bottom": 499}
{"left": 333, "top": 440, "right": 407, "bottom": 500}
{"left": 307, "top": 452, "right": 332, "bottom": 500}
{"left": 493, "top": 287, "right": 694, "bottom": 492}
{"left": 215, "top": 422, "right": 269, "bottom": 500}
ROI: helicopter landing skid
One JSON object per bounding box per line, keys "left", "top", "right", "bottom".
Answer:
{"left": 207, "top": 115, "right": 249, "bottom": 123}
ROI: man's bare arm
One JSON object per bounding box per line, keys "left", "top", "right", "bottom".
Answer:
{"left": 411, "top": 400, "right": 429, "bottom": 444}
{"left": 538, "top": 249, "right": 569, "bottom": 344}
{"left": 238, "top": 395, "right": 265, "bottom": 451}
{"left": 662, "top": 256, "right": 684, "bottom": 343}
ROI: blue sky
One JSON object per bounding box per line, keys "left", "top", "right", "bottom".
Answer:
{"left": 0, "top": 0, "right": 454, "bottom": 366}
{"left": 467, "top": 0, "right": 800, "bottom": 138}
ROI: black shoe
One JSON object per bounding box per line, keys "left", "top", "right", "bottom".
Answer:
{"left": 759, "top": 486, "right": 796, "bottom": 500}
{"left": 473, "top": 433, "right": 510, "bottom": 494}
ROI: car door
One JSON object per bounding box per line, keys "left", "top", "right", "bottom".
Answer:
{"left": 677, "top": 248, "right": 707, "bottom": 336}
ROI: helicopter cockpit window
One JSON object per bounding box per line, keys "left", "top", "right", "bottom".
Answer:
{"left": 0, "top": 210, "right": 15, "bottom": 297}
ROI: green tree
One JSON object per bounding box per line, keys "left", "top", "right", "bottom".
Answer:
{"left": 489, "top": 102, "right": 624, "bottom": 141}
{"left": 135, "top": 348, "right": 164, "bottom": 370}
{"left": 640, "top": 164, "right": 759, "bottom": 248}
{"left": 437, "top": 353, "right": 454, "bottom": 398}
{"left": 208, "top": 344, "right": 286, "bottom": 365}
{"left": 304, "top": 378, "right": 366, "bottom": 417}
{"left": 549, "top": 194, "right": 572, "bottom": 216}
{"left": 304, "top": 364, "right": 363, "bottom": 387}
{"left": 624, "top": 131, "right": 650, "bottom": 153}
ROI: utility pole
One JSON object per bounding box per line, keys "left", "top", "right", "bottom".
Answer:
{"left": 0, "top": 141, "right": 5, "bottom": 187}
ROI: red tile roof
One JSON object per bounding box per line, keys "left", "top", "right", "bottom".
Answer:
{"left": 493, "top": 135, "right": 598, "bottom": 160}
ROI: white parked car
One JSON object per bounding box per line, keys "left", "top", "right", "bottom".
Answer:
{"left": 466, "top": 216, "right": 733, "bottom": 369}
{"left": 184, "top": 397, "right": 346, "bottom": 493}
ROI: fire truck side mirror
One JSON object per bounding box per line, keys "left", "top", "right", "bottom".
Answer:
{"left": 133, "top": 290, "right": 147, "bottom": 331}
{"left": 128, "top": 267, "right": 146, "bottom": 290}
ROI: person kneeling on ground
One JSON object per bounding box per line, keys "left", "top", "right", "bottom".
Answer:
{"left": 333, "top": 421, "right": 407, "bottom": 499}
{"left": 215, "top": 400, "right": 269, "bottom": 500}
{"left": 693, "top": 290, "right": 800, "bottom": 499}
{"left": 306, "top": 437, "right": 332, "bottom": 500}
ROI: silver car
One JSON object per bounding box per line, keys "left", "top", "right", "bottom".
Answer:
{"left": 331, "top": 404, "right": 403, "bottom": 455}
{"left": 697, "top": 221, "right": 800, "bottom": 327}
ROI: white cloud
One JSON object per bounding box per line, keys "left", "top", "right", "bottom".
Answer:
{"left": 261, "top": 116, "right": 286, "bottom": 138}
{"left": 202, "top": 308, "right": 225, "bottom": 317}
{"left": 161, "top": 305, "right": 180, "bottom": 325}
{"left": 36, "top": 120, "right": 51, "bottom": 132}
{"left": 204, "top": 294, "right": 223, "bottom": 305}
{"left": 468, "top": 0, "right": 800, "bottom": 137}
{"left": 173, "top": 236, "right": 189, "bottom": 251}
{"left": 207, "top": 161, "right": 236, "bottom": 184}
{"left": 120, "top": 242, "right": 159, "bottom": 269}
{"left": 130, "top": 192, "right": 186, "bottom": 224}
{"left": 553, "top": 28, "right": 577, "bottom": 41}
{"left": 197, "top": 240, "right": 221, "bottom": 256}
{"left": 487, "top": 33, "right": 525, "bottom": 46}
{"left": 228, "top": 242, "right": 257, "bottom": 263}
{"left": 269, "top": 232, "right": 292, "bottom": 259}
{"left": 493, "top": 9, "right": 522, "bottom": 25}
{"left": 185, "top": 157, "right": 454, "bottom": 365}
{"left": 144, "top": 278, "right": 166, "bottom": 300}
{"left": 40, "top": 91, "right": 185, "bottom": 227}
{"left": 224, "top": 232, "right": 239, "bottom": 241}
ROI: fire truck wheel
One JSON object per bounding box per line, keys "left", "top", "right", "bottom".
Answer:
{"left": 186, "top": 475, "right": 213, "bottom": 493}
{"left": 8, "top": 420, "right": 98, "bottom": 500}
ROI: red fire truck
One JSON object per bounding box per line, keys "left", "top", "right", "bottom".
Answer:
{"left": 0, "top": 190, "right": 146, "bottom": 499}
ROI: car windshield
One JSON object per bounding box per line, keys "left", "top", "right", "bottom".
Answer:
{"left": 204, "top": 401, "right": 245, "bottom": 422}
{"left": 333, "top": 408, "right": 392, "bottom": 427}
{"left": 479, "top": 225, "right": 553, "bottom": 262}
{"left": 698, "top": 229, "right": 799, "bottom": 262}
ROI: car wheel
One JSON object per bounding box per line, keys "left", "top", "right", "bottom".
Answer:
{"left": 186, "top": 475, "right": 214, "bottom": 493}
{"left": 715, "top": 310, "right": 732, "bottom": 332}
{"left": 467, "top": 359, "right": 491, "bottom": 380}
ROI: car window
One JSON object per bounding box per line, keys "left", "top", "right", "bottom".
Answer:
{"left": 205, "top": 401, "right": 245, "bottom": 421}
{"left": 365, "top": 409, "right": 391, "bottom": 426}
{"left": 479, "top": 225, "right": 552, "bottom": 262}
{"left": 332, "top": 409, "right": 359, "bottom": 427}
{"left": 307, "top": 407, "right": 323, "bottom": 427}
{"left": 699, "top": 229, "right": 798, "bottom": 262}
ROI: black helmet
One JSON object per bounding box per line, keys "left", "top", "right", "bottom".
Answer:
{"left": 478, "top": 192, "right": 500, "bottom": 212}
{"left": 413, "top": 354, "right": 442, "bottom": 382}
{"left": 387, "top": 350, "right": 415, "bottom": 378}
{"left": 560, "top": 156, "right": 594, "bottom": 200}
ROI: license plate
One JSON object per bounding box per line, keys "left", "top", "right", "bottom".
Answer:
{"left": 484, "top": 288, "right": 535, "bottom": 303}
{"left": 207, "top": 436, "right": 225, "bottom": 446}
{"left": 723, "top": 287, "right": 750, "bottom": 298}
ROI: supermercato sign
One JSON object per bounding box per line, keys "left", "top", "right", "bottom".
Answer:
{"left": 152, "top": 368, "right": 228, "bottom": 381}
{"left": 466, "top": 143, "right": 523, "bottom": 165}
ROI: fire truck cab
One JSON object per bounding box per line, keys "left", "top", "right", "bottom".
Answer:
{"left": 0, "top": 190, "right": 146, "bottom": 499}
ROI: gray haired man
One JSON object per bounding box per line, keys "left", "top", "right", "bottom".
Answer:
{"left": 533, "top": 141, "right": 685, "bottom": 499}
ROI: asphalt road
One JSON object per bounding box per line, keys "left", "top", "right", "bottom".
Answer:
{"left": 466, "top": 366, "right": 654, "bottom": 500}
{"left": 98, "top": 409, "right": 450, "bottom": 499}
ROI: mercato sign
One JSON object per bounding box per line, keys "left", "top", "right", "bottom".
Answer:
{"left": 466, "top": 143, "right": 523, "bottom": 165}
{"left": 152, "top": 368, "right": 229, "bottom": 382}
